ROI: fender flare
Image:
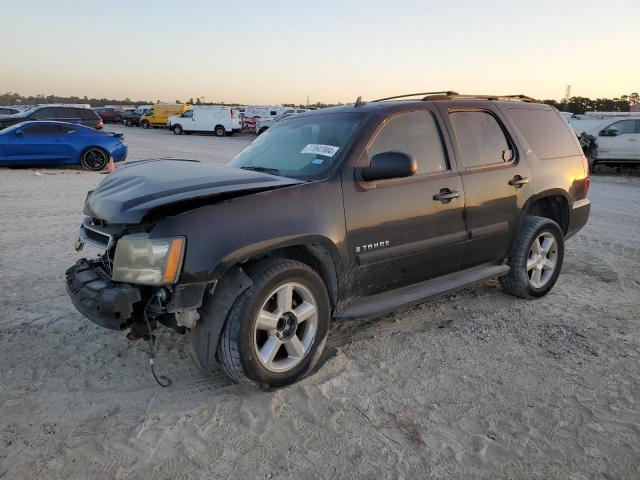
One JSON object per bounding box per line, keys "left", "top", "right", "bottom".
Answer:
{"left": 191, "top": 265, "right": 253, "bottom": 372}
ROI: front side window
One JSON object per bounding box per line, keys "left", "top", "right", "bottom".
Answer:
{"left": 181, "top": 110, "right": 193, "bottom": 118}
{"left": 24, "top": 125, "right": 66, "bottom": 135}
{"left": 30, "top": 107, "right": 55, "bottom": 120}
{"left": 608, "top": 119, "right": 638, "bottom": 135}
{"left": 449, "top": 111, "right": 511, "bottom": 168}
{"left": 229, "top": 112, "right": 365, "bottom": 180}
{"left": 366, "top": 111, "right": 448, "bottom": 174}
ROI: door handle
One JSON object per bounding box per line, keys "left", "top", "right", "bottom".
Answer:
{"left": 433, "top": 188, "right": 461, "bottom": 203}
{"left": 508, "top": 175, "right": 530, "bottom": 187}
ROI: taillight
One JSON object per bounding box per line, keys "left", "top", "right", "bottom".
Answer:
{"left": 96, "top": 119, "right": 104, "bottom": 130}
{"left": 580, "top": 154, "right": 590, "bottom": 197}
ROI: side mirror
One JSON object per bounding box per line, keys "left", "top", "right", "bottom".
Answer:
{"left": 358, "top": 151, "right": 417, "bottom": 182}
{"left": 600, "top": 128, "right": 618, "bottom": 137}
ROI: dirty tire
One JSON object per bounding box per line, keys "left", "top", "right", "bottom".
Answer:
{"left": 218, "top": 259, "right": 330, "bottom": 388}
{"left": 500, "top": 215, "right": 564, "bottom": 299}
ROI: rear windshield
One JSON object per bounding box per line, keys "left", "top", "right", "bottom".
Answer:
{"left": 229, "top": 112, "right": 365, "bottom": 180}
{"left": 507, "top": 108, "right": 582, "bottom": 159}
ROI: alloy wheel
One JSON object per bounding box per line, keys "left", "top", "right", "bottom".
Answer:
{"left": 526, "top": 232, "right": 558, "bottom": 289}
{"left": 253, "top": 282, "right": 319, "bottom": 373}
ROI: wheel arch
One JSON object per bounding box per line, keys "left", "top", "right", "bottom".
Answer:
{"left": 522, "top": 191, "right": 570, "bottom": 235}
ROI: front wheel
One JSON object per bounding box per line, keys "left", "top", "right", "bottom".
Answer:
{"left": 173, "top": 124, "right": 183, "bottom": 135}
{"left": 500, "top": 216, "right": 564, "bottom": 299}
{"left": 140, "top": 120, "right": 150, "bottom": 129}
{"left": 218, "top": 259, "right": 330, "bottom": 388}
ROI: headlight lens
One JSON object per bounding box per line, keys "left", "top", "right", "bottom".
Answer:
{"left": 112, "top": 234, "right": 185, "bottom": 285}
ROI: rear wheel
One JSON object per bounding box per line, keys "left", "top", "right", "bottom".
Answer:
{"left": 218, "top": 259, "right": 330, "bottom": 388}
{"left": 500, "top": 216, "right": 564, "bottom": 299}
{"left": 214, "top": 125, "right": 226, "bottom": 137}
{"left": 173, "top": 124, "right": 183, "bottom": 135}
{"left": 80, "top": 147, "right": 109, "bottom": 171}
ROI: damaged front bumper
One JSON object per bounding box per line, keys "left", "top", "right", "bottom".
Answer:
{"left": 65, "top": 258, "right": 141, "bottom": 330}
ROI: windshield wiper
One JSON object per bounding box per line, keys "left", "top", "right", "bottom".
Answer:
{"left": 241, "top": 166, "right": 281, "bottom": 176}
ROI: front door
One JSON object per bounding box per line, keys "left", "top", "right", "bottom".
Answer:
{"left": 438, "top": 106, "right": 533, "bottom": 268}
{"left": 3, "top": 124, "right": 74, "bottom": 164}
{"left": 597, "top": 119, "right": 640, "bottom": 160}
{"left": 342, "top": 109, "right": 467, "bottom": 297}
{"left": 180, "top": 109, "right": 195, "bottom": 131}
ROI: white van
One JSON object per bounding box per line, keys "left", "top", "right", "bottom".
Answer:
{"left": 168, "top": 106, "right": 241, "bottom": 137}
{"left": 568, "top": 113, "right": 640, "bottom": 168}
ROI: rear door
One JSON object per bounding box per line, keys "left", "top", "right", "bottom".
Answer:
{"left": 342, "top": 108, "right": 467, "bottom": 297}
{"left": 437, "top": 105, "right": 533, "bottom": 268}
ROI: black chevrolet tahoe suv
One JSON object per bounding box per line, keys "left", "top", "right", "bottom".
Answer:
{"left": 66, "top": 92, "right": 591, "bottom": 388}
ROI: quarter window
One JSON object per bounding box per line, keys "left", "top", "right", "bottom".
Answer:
{"left": 367, "top": 111, "right": 448, "bottom": 174}
{"left": 449, "top": 111, "right": 511, "bottom": 168}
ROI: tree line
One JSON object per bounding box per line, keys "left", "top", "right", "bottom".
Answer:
{"left": 1, "top": 91, "right": 638, "bottom": 114}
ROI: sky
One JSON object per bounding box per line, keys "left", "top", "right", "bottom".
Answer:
{"left": 1, "top": 0, "right": 638, "bottom": 105}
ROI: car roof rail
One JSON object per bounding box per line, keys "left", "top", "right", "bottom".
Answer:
{"left": 370, "top": 91, "right": 460, "bottom": 102}
{"left": 422, "top": 93, "right": 538, "bottom": 103}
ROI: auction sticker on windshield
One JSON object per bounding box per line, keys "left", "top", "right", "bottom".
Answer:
{"left": 301, "top": 144, "right": 340, "bottom": 157}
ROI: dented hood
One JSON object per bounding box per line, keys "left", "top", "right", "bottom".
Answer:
{"left": 84, "top": 158, "right": 302, "bottom": 224}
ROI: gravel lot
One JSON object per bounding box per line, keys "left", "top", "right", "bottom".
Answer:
{"left": 0, "top": 125, "right": 639, "bottom": 479}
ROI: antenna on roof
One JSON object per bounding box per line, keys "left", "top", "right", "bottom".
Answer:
{"left": 355, "top": 96, "right": 365, "bottom": 106}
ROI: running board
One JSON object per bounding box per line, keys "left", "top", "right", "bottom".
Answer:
{"left": 338, "top": 263, "right": 510, "bottom": 321}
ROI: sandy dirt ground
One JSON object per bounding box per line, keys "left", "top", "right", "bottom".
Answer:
{"left": 0, "top": 125, "right": 639, "bottom": 479}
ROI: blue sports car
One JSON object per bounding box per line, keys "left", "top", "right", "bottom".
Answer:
{"left": 0, "top": 121, "right": 127, "bottom": 171}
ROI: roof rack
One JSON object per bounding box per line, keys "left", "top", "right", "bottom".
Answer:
{"left": 370, "top": 91, "right": 460, "bottom": 102}
{"left": 422, "top": 93, "right": 538, "bottom": 103}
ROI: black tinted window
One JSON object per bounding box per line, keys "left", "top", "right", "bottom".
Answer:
{"left": 507, "top": 108, "right": 582, "bottom": 159}
{"left": 30, "top": 107, "right": 56, "bottom": 119}
{"left": 58, "top": 107, "right": 80, "bottom": 118}
{"left": 608, "top": 119, "right": 638, "bottom": 135}
{"left": 24, "top": 124, "right": 73, "bottom": 135}
{"left": 80, "top": 109, "right": 99, "bottom": 120}
{"left": 449, "top": 111, "right": 511, "bottom": 167}
{"left": 367, "top": 111, "right": 448, "bottom": 174}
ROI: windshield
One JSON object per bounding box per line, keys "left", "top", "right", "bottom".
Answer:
{"left": 229, "top": 112, "right": 365, "bottom": 180}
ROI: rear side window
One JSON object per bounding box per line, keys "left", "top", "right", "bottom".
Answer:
{"left": 367, "top": 111, "right": 448, "bottom": 174}
{"left": 80, "top": 109, "right": 99, "bottom": 120}
{"left": 507, "top": 108, "right": 582, "bottom": 159}
{"left": 449, "top": 111, "right": 511, "bottom": 168}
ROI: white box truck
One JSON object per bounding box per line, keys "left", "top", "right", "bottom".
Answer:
{"left": 168, "top": 106, "right": 241, "bottom": 136}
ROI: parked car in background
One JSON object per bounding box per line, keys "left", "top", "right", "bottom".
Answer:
{"left": 169, "top": 106, "right": 241, "bottom": 136}
{"left": 0, "top": 107, "right": 21, "bottom": 116}
{"left": 0, "top": 121, "right": 127, "bottom": 170}
{"left": 0, "top": 105, "right": 103, "bottom": 131}
{"left": 65, "top": 93, "right": 590, "bottom": 388}
{"left": 568, "top": 113, "right": 640, "bottom": 170}
{"left": 140, "top": 104, "right": 190, "bottom": 129}
{"left": 256, "top": 109, "right": 307, "bottom": 134}
{"left": 94, "top": 107, "right": 124, "bottom": 124}
{"left": 123, "top": 105, "right": 153, "bottom": 127}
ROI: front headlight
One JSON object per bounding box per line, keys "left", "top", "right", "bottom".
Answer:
{"left": 112, "top": 234, "right": 185, "bottom": 285}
